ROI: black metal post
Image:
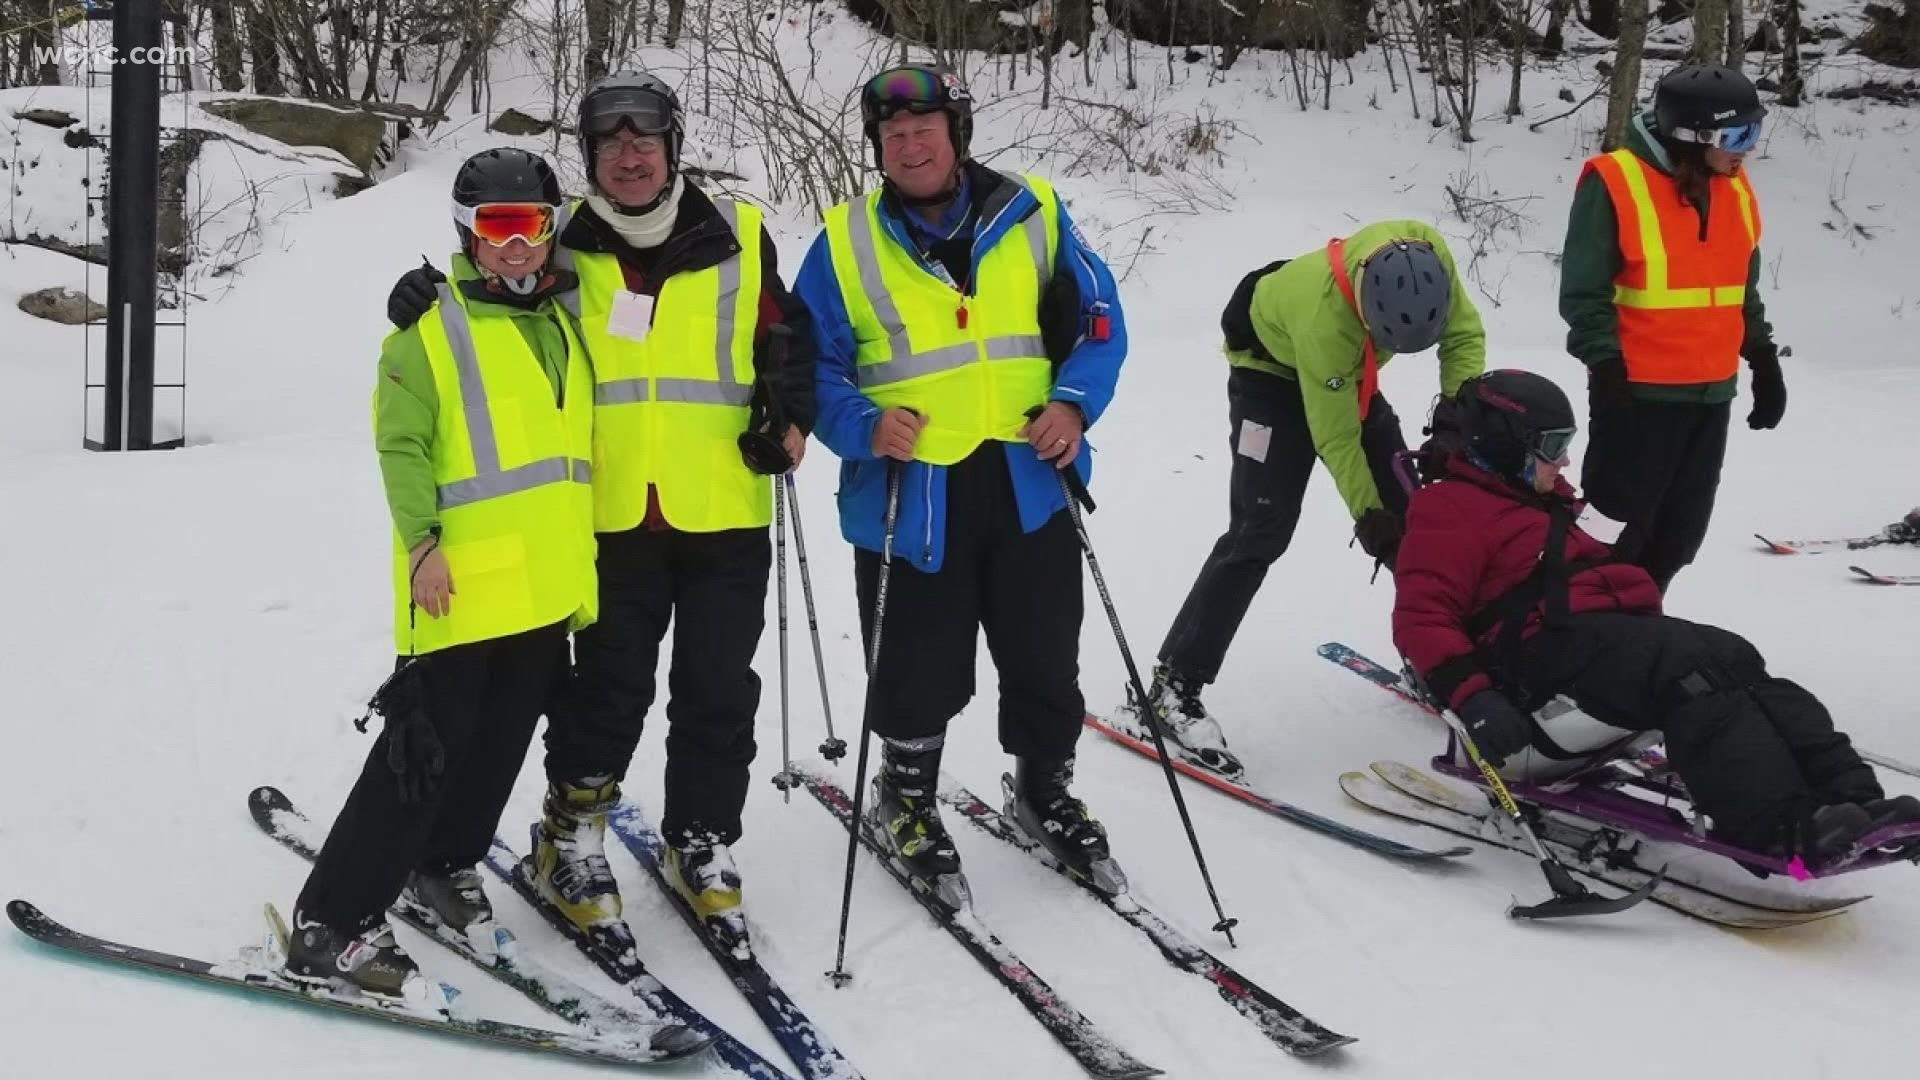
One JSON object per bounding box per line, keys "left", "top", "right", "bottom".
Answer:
{"left": 98, "top": 0, "right": 162, "bottom": 451}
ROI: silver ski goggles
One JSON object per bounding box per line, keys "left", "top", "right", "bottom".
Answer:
{"left": 1670, "top": 118, "right": 1762, "bottom": 153}
{"left": 583, "top": 87, "right": 675, "bottom": 138}
{"left": 1531, "top": 427, "right": 1577, "bottom": 464}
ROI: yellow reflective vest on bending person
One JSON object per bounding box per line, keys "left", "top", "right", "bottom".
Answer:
{"left": 556, "top": 197, "right": 769, "bottom": 534}
{"left": 821, "top": 172, "right": 1059, "bottom": 466}
{"left": 396, "top": 281, "right": 597, "bottom": 655}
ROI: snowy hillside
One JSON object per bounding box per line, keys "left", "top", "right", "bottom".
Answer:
{"left": 4, "top": 7, "right": 1920, "bottom": 1079}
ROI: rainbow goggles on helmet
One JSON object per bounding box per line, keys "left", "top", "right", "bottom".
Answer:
{"left": 582, "top": 86, "right": 676, "bottom": 138}
{"left": 1669, "top": 118, "right": 1762, "bottom": 153}
{"left": 451, "top": 201, "right": 558, "bottom": 247}
{"left": 861, "top": 66, "right": 969, "bottom": 126}
{"left": 1530, "top": 426, "right": 1577, "bottom": 464}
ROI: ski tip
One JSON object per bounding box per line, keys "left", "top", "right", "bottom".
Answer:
{"left": 7, "top": 899, "right": 47, "bottom": 932}
{"left": 1849, "top": 565, "right": 1896, "bottom": 585}
{"left": 1754, "top": 533, "right": 1797, "bottom": 554}
{"left": 248, "top": 785, "right": 294, "bottom": 820}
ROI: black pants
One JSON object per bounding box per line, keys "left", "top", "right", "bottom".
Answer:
{"left": 1580, "top": 398, "right": 1730, "bottom": 593}
{"left": 1160, "top": 366, "right": 1407, "bottom": 685}
{"left": 297, "top": 622, "right": 567, "bottom": 931}
{"left": 543, "top": 524, "right": 770, "bottom": 847}
{"left": 853, "top": 445, "right": 1085, "bottom": 764}
{"left": 1514, "top": 612, "right": 1880, "bottom": 850}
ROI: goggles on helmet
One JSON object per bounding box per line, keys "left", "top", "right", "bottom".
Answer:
{"left": 583, "top": 87, "right": 676, "bottom": 138}
{"left": 1530, "top": 426, "right": 1577, "bottom": 464}
{"left": 862, "top": 66, "right": 966, "bottom": 125}
{"left": 1669, "top": 118, "right": 1761, "bottom": 153}
{"left": 452, "top": 201, "right": 558, "bottom": 247}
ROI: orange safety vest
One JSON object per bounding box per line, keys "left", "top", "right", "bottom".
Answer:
{"left": 1583, "top": 149, "right": 1759, "bottom": 385}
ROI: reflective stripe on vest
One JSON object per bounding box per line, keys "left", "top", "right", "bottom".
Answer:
{"left": 432, "top": 282, "right": 593, "bottom": 509}
{"left": 1586, "top": 150, "right": 1759, "bottom": 384}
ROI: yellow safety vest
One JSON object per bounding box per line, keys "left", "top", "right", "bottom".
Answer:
{"left": 555, "top": 197, "right": 769, "bottom": 533}
{"left": 395, "top": 282, "right": 597, "bottom": 655}
{"left": 822, "top": 172, "right": 1059, "bottom": 466}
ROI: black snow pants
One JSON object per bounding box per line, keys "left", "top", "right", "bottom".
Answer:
{"left": 542, "top": 523, "right": 770, "bottom": 847}
{"left": 853, "top": 444, "right": 1086, "bottom": 765}
{"left": 1159, "top": 365, "right": 1407, "bottom": 685}
{"left": 1512, "top": 611, "right": 1882, "bottom": 851}
{"left": 1580, "top": 398, "right": 1730, "bottom": 594}
{"left": 297, "top": 621, "right": 567, "bottom": 931}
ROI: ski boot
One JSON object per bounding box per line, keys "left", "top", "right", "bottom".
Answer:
{"left": 869, "top": 736, "right": 970, "bottom": 912}
{"left": 1004, "top": 757, "right": 1126, "bottom": 896}
{"left": 1119, "top": 662, "right": 1244, "bottom": 780}
{"left": 528, "top": 776, "right": 630, "bottom": 940}
{"left": 405, "top": 866, "right": 508, "bottom": 959}
{"left": 1794, "top": 802, "right": 1876, "bottom": 873}
{"left": 665, "top": 833, "right": 750, "bottom": 960}
{"left": 283, "top": 909, "right": 430, "bottom": 1004}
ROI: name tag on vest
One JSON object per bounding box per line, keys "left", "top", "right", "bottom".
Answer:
{"left": 608, "top": 290, "right": 656, "bottom": 342}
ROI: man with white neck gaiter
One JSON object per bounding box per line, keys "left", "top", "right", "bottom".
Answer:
{"left": 385, "top": 71, "right": 815, "bottom": 960}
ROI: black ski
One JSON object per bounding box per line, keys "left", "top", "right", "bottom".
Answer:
{"left": 796, "top": 766, "right": 1161, "bottom": 1080}
{"left": 8, "top": 899, "right": 695, "bottom": 1069}
{"left": 247, "top": 786, "right": 709, "bottom": 1057}
{"left": 939, "top": 778, "right": 1355, "bottom": 1057}
{"left": 606, "top": 798, "right": 865, "bottom": 1080}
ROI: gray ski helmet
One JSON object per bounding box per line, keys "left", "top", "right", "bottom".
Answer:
{"left": 578, "top": 70, "right": 684, "bottom": 177}
{"left": 1357, "top": 240, "right": 1452, "bottom": 354}
{"left": 451, "top": 147, "right": 562, "bottom": 249}
{"left": 1654, "top": 63, "right": 1764, "bottom": 144}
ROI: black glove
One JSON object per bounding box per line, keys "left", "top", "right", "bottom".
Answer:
{"left": 739, "top": 324, "right": 799, "bottom": 475}
{"left": 1588, "top": 356, "right": 1635, "bottom": 433}
{"left": 1354, "top": 507, "right": 1403, "bottom": 570}
{"left": 1459, "top": 688, "right": 1532, "bottom": 766}
{"left": 1746, "top": 349, "right": 1787, "bottom": 431}
{"left": 362, "top": 659, "right": 444, "bottom": 804}
{"left": 388, "top": 258, "right": 447, "bottom": 331}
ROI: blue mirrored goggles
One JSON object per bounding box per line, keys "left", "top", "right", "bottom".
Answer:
{"left": 1672, "top": 119, "right": 1762, "bottom": 153}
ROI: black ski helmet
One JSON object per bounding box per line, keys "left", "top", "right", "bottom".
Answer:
{"left": 578, "top": 70, "right": 684, "bottom": 181}
{"left": 451, "top": 147, "right": 563, "bottom": 249}
{"left": 860, "top": 63, "right": 974, "bottom": 166}
{"left": 1653, "top": 63, "right": 1764, "bottom": 144}
{"left": 1358, "top": 240, "right": 1453, "bottom": 354}
{"left": 1455, "top": 369, "right": 1578, "bottom": 479}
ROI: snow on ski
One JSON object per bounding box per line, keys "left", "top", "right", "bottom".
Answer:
{"left": 246, "top": 786, "right": 710, "bottom": 1059}
{"left": 1081, "top": 712, "right": 1471, "bottom": 861}
{"left": 6, "top": 899, "right": 690, "bottom": 1069}
{"left": 794, "top": 766, "right": 1161, "bottom": 1080}
{"left": 605, "top": 798, "right": 864, "bottom": 1080}
{"left": 937, "top": 778, "right": 1356, "bottom": 1058}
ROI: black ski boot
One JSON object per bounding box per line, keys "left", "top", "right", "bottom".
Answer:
{"left": 283, "top": 910, "right": 429, "bottom": 1003}
{"left": 1005, "top": 757, "right": 1126, "bottom": 896}
{"left": 1796, "top": 802, "right": 1876, "bottom": 872}
{"left": 404, "top": 866, "right": 504, "bottom": 956}
{"left": 869, "top": 737, "right": 970, "bottom": 911}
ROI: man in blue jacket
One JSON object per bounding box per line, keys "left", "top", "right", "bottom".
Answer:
{"left": 795, "top": 63, "right": 1128, "bottom": 893}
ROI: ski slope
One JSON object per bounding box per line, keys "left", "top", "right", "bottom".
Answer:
{"left": 4, "top": 9, "right": 1920, "bottom": 1079}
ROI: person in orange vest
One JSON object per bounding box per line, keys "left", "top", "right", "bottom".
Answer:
{"left": 1559, "top": 63, "right": 1786, "bottom": 593}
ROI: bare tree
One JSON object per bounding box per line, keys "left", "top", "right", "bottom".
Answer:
{"left": 1604, "top": 0, "right": 1649, "bottom": 151}
{"left": 584, "top": 0, "right": 613, "bottom": 81}
{"left": 1726, "top": 0, "right": 1746, "bottom": 69}
{"left": 1777, "top": 0, "right": 1804, "bottom": 105}
{"left": 246, "top": 1, "right": 286, "bottom": 95}
{"left": 1692, "top": 0, "right": 1728, "bottom": 62}
{"left": 1543, "top": 0, "right": 1574, "bottom": 52}
{"left": 1508, "top": 0, "right": 1537, "bottom": 119}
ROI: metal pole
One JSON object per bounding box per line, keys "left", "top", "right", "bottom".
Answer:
{"left": 99, "top": 0, "right": 162, "bottom": 451}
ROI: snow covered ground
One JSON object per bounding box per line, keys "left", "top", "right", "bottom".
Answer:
{"left": 4, "top": 7, "right": 1920, "bottom": 1078}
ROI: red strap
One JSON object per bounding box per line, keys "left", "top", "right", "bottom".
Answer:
{"left": 1325, "top": 237, "right": 1377, "bottom": 422}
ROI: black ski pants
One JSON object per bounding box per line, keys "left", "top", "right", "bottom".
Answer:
{"left": 542, "top": 523, "right": 770, "bottom": 847}
{"left": 1513, "top": 612, "right": 1881, "bottom": 851}
{"left": 853, "top": 444, "right": 1085, "bottom": 765}
{"left": 1160, "top": 366, "right": 1407, "bottom": 685}
{"left": 297, "top": 621, "right": 567, "bottom": 932}
{"left": 1580, "top": 398, "right": 1730, "bottom": 593}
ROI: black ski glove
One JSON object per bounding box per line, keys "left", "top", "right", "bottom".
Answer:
{"left": 1588, "top": 356, "right": 1635, "bottom": 435}
{"left": 1353, "top": 507, "right": 1403, "bottom": 570}
{"left": 360, "top": 659, "right": 444, "bottom": 804}
{"left": 1459, "top": 689, "right": 1532, "bottom": 766}
{"left": 388, "top": 258, "right": 447, "bottom": 331}
{"left": 739, "top": 324, "right": 801, "bottom": 475}
{"left": 1746, "top": 348, "right": 1787, "bottom": 431}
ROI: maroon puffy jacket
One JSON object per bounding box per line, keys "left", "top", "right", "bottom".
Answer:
{"left": 1391, "top": 455, "right": 1665, "bottom": 710}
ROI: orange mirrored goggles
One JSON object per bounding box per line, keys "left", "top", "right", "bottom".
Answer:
{"left": 452, "top": 201, "right": 559, "bottom": 247}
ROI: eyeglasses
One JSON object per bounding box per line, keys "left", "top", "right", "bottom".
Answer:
{"left": 582, "top": 86, "right": 676, "bottom": 138}
{"left": 862, "top": 66, "right": 967, "bottom": 123}
{"left": 1671, "top": 119, "right": 1761, "bottom": 153}
{"left": 1531, "top": 427, "right": 1576, "bottom": 463}
{"left": 594, "top": 133, "right": 667, "bottom": 159}
{"left": 451, "top": 201, "right": 558, "bottom": 247}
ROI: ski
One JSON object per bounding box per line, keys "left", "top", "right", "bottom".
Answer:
{"left": 606, "top": 798, "right": 865, "bottom": 1080}
{"left": 1850, "top": 565, "right": 1920, "bottom": 586}
{"left": 1082, "top": 712, "right": 1471, "bottom": 862}
{"left": 795, "top": 766, "right": 1161, "bottom": 1080}
{"left": 1754, "top": 532, "right": 1898, "bottom": 554}
{"left": 246, "top": 786, "right": 710, "bottom": 1060}
{"left": 485, "top": 835, "right": 798, "bottom": 1080}
{"left": 938, "top": 778, "right": 1355, "bottom": 1058}
{"left": 7, "top": 899, "right": 693, "bottom": 1068}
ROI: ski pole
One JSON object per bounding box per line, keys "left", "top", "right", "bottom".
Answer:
{"left": 827, "top": 460, "right": 902, "bottom": 987}
{"left": 771, "top": 476, "right": 794, "bottom": 802}
{"left": 785, "top": 471, "right": 847, "bottom": 762}
{"left": 1050, "top": 460, "right": 1240, "bottom": 946}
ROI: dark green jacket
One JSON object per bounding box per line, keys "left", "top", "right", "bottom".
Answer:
{"left": 377, "top": 255, "right": 576, "bottom": 549}
{"left": 1558, "top": 111, "right": 1779, "bottom": 404}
